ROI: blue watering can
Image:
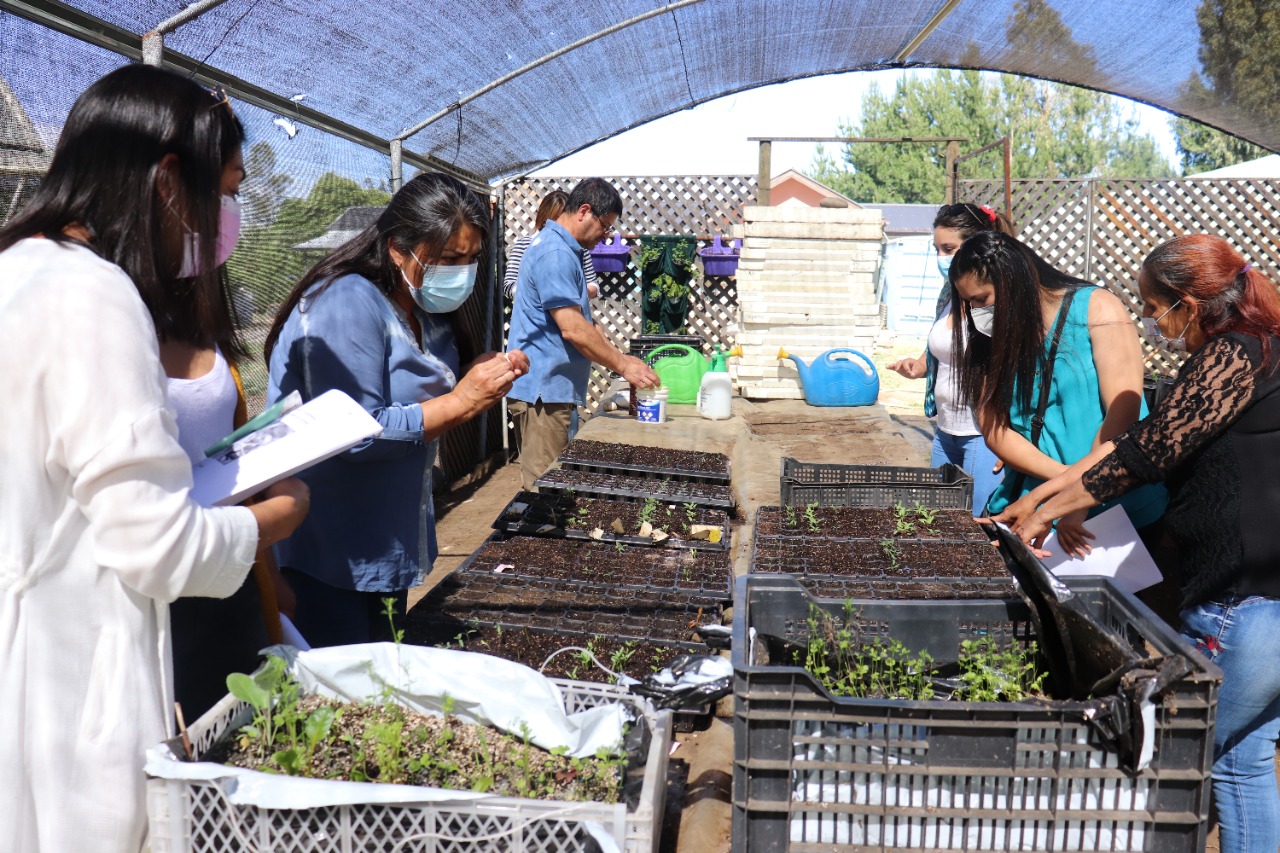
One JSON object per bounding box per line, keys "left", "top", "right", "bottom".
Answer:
{"left": 777, "top": 347, "right": 880, "bottom": 407}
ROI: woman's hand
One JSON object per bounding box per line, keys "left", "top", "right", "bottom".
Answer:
{"left": 249, "top": 477, "right": 310, "bottom": 549}
{"left": 454, "top": 349, "right": 528, "bottom": 414}
{"left": 888, "top": 355, "right": 927, "bottom": 380}
{"left": 1053, "top": 509, "right": 1095, "bottom": 558}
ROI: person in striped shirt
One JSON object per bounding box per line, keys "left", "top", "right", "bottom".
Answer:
{"left": 504, "top": 190, "right": 598, "bottom": 300}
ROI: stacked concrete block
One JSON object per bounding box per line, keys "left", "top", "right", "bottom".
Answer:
{"left": 730, "top": 205, "right": 885, "bottom": 400}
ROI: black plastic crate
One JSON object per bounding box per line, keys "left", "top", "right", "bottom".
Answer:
{"left": 558, "top": 438, "right": 731, "bottom": 485}
{"left": 780, "top": 458, "right": 973, "bottom": 509}
{"left": 456, "top": 531, "right": 734, "bottom": 599}
{"left": 412, "top": 569, "right": 722, "bottom": 648}
{"left": 731, "top": 574, "right": 1220, "bottom": 853}
{"left": 494, "top": 490, "right": 730, "bottom": 551}
{"left": 536, "top": 467, "right": 735, "bottom": 509}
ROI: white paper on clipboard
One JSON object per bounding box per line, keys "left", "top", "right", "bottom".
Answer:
{"left": 190, "top": 389, "right": 382, "bottom": 507}
{"left": 1038, "top": 504, "right": 1162, "bottom": 594}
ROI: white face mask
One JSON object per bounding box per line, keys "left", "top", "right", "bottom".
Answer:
{"left": 1141, "top": 301, "right": 1188, "bottom": 353}
{"left": 969, "top": 303, "right": 995, "bottom": 336}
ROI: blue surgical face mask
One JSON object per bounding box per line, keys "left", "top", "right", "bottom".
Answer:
{"left": 403, "top": 254, "right": 477, "bottom": 313}
{"left": 936, "top": 253, "right": 953, "bottom": 279}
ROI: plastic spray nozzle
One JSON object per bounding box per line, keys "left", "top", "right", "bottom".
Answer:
{"left": 776, "top": 347, "right": 789, "bottom": 360}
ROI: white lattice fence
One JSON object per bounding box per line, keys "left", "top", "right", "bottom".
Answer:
{"left": 959, "top": 176, "right": 1280, "bottom": 377}
{"left": 501, "top": 175, "right": 753, "bottom": 412}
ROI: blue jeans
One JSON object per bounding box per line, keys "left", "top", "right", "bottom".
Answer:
{"left": 930, "top": 429, "right": 1004, "bottom": 518}
{"left": 1181, "top": 596, "right": 1280, "bottom": 853}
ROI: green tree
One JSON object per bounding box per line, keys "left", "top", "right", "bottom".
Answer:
{"left": 1171, "top": 0, "right": 1277, "bottom": 174}
{"left": 226, "top": 172, "right": 390, "bottom": 319}
{"left": 810, "top": 71, "right": 1173, "bottom": 204}
{"left": 810, "top": 0, "right": 1173, "bottom": 202}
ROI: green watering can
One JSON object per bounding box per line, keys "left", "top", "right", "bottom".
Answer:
{"left": 645, "top": 344, "right": 708, "bottom": 404}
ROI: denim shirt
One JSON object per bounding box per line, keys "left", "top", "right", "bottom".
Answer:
{"left": 507, "top": 220, "right": 595, "bottom": 405}
{"left": 266, "top": 273, "right": 459, "bottom": 591}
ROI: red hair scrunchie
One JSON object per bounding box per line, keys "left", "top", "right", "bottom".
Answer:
{"left": 979, "top": 205, "right": 997, "bottom": 222}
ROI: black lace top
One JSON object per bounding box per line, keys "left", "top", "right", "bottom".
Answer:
{"left": 1082, "top": 332, "right": 1280, "bottom": 606}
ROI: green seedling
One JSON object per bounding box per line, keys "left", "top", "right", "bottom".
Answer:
{"left": 804, "top": 502, "right": 821, "bottom": 533}
{"left": 638, "top": 496, "right": 659, "bottom": 528}
{"left": 784, "top": 504, "right": 797, "bottom": 528}
{"left": 614, "top": 540, "right": 626, "bottom": 554}
{"left": 880, "top": 538, "right": 902, "bottom": 570}
{"left": 892, "top": 501, "right": 916, "bottom": 536}
{"left": 683, "top": 502, "right": 698, "bottom": 530}
{"left": 913, "top": 502, "right": 937, "bottom": 530}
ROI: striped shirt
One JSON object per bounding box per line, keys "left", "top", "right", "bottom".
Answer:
{"left": 504, "top": 232, "right": 597, "bottom": 299}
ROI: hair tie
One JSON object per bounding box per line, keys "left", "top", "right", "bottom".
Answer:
{"left": 1242, "top": 262, "right": 1253, "bottom": 275}
{"left": 979, "top": 205, "right": 997, "bottom": 223}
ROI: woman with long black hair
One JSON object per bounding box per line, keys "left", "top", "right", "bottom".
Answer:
{"left": 993, "top": 235, "right": 1280, "bottom": 853}
{"left": 888, "top": 202, "right": 1014, "bottom": 515}
{"left": 264, "top": 172, "right": 529, "bottom": 647}
{"left": 0, "top": 65, "right": 309, "bottom": 853}
{"left": 947, "top": 230, "right": 1166, "bottom": 548}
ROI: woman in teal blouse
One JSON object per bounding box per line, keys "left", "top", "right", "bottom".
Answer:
{"left": 947, "top": 231, "right": 1166, "bottom": 552}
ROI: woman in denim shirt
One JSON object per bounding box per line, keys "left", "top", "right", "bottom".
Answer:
{"left": 264, "top": 173, "right": 528, "bottom": 646}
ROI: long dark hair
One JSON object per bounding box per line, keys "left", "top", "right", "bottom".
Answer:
{"left": 932, "top": 202, "right": 1016, "bottom": 241}
{"left": 0, "top": 64, "right": 245, "bottom": 356}
{"left": 263, "top": 172, "right": 489, "bottom": 364}
{"left": 1143, "top": 235, "right": 1280, "bottom": 370}
{"left": 949, "top": 231, "right": 1091, "bottom": 430}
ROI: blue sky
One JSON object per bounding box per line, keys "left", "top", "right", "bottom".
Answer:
{"left": 534, "top": 69, "right": 1180, "bottom": 181}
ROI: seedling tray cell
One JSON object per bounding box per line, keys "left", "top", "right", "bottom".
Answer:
{"left": 494, "top": 490, "right": 730, "bottom": 551}
{"left": 536, "top": 467, "right": 735, "bottom": 509}
{"left": 411, "top": 570, "right": 722, "bottom": 649}
{"left": 560, "top": 438, "right": 731, "bottom": 484}
{"left": 780, "top": 457, "right": 973, "bottom": 509}
{"left": 731, "top": 574, "right": 1221, "bottom": 853}
{"left": 456, "top": 533, "right": 734, "bottom": 599}
{"left": 755, "top": 505, "right": 987, "bottom": 541}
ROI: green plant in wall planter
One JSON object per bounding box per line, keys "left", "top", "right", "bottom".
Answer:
{"left": 638, "top": 235, "right": 698, "bottom": 335}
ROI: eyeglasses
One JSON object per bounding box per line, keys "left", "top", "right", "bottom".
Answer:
{"left": 590, "top": 210, "right": 618, "bottom": 235}
{"left": 206, "top": 84, "right": 234, "bottom": 116}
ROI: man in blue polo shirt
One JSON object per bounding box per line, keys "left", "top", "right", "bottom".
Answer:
{"left": 507, "top": 178, "right": 659, "bottom": 489}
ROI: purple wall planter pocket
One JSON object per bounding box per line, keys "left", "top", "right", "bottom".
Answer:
{"left": 698, "top": 234, "right": 741, "bottom": 277}
{"left": 589, "top": 233, "right": 631, "bottom": 273}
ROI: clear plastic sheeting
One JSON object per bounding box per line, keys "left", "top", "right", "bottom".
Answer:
{"left": 2, "top": 0, "right": 1273, "bottom": 186}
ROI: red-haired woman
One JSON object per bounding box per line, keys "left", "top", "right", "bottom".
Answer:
{"left": 993, "top": 235, "right": 1280, "bottom": 853}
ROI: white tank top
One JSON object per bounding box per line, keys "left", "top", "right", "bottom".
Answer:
{"left": 928, "top": 303, "right": 982, "bottom": 437}
{"left": 165, "top": 346, "right": 239, "bottom": 465}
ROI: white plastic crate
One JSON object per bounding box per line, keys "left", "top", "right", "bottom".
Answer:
{"left": 147, "top": 679, "right": 671, "bottom": 853}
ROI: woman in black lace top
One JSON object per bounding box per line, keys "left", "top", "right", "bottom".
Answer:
{"left": 992, "top": 235, "right": 1280, "bottom": 853}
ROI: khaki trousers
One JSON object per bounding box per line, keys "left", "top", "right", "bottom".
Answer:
{"left": 509, "top": 399, "right": 575, "bottom": 490}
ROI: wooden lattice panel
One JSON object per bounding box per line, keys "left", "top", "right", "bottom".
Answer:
{"left": 501, "top": 176, "right": 752, "bottom": 412}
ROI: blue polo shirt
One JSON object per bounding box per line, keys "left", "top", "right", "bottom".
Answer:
{"left": 508, "top": 220, "right": 594, "bottom": 405}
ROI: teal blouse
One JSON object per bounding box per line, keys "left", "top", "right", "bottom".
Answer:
{"left": 984, "top": 286, "right": 1167, "bottom": 527}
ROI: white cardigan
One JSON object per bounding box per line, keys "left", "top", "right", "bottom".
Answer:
{"left": 0, "top": 239, "right": 258, "bottom": 852}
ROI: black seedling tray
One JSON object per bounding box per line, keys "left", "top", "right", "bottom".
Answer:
{"left": 536, "top": 467, "right": 735, "bottom": 509}
{"left": 413, "top": 569, "right": 722, "bottom": 648}
{"left": 753, "top": 505, "right": 987, "bottom": 542}
{"left": 493, "top": 491, "right": 730, "bottom": 551}
{"left": 456, "top": 532, "right": 734, "bottom": 599}
{"left": 558, "top": 438, "right": 731, "bottom": 485}
{"left": 780, "top": 572, "right": 1017, "bottom": 601}
{"left": 748, "top": 535, "right": 1011, "bottom": 585}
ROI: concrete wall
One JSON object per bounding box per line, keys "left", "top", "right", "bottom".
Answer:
{"left": 731, "top": 205, "right": 885, "bottom": 400}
